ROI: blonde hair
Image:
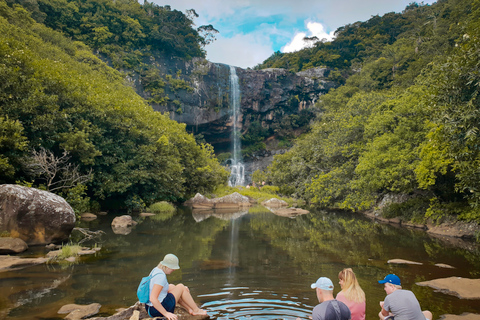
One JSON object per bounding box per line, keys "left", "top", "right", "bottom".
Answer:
{"left": 157, "top": 262, "right": 169, "bottom": 272}
{"left": 338, "top": 268, "right": 366, "bottom": 303}
{"left": 385, "top": 283, "right": 402, "bottom": 290}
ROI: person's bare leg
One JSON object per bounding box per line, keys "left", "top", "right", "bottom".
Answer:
{"left": 423, "top": 310, "right": 432, "bottom": 320}
{"left": 168, "top": 284, "right": 190, "bottom": 312}
{"left": 169, "top": 284, "right": 207, "bottom": 315}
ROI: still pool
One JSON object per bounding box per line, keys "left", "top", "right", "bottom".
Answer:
{"left": 1, "top": 206, "right": 479, "bottom": 320}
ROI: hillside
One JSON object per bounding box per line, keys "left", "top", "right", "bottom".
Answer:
{"left": 262, "top": 0, "right": 480, "bottom": 224}
{"left": 0, "top": 0, "right": 228, "bottom": 211}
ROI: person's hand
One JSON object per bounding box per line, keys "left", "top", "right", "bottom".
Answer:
{"left": 380, "top": 301, "right": 384, "bottom": 308}
{"left": 164, "top": 311, "right": 177, "bottom": 320}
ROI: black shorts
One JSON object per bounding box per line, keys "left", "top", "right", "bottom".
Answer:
{"left": 146, "top": 293, "right": 176, "bottom": 317}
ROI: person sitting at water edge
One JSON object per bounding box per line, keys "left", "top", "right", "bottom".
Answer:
{"left": 378, "top": 274, "right": 432, "bottom": 320}
{"left": 297, "top": 277, "right": 351, "bottom": 320}
{"left": 145, "top": 253, "right": 207, "bottom": 320}
{"left": 336, "top": 268, "right": 366, "bottom": 320}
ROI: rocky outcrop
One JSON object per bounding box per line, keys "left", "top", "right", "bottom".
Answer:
{"left": 0, "top": 184, "right": 76, "bottom": 245}
{"left": 185, "top": 193, "right": 253, "bottom": 209}
{"left": 129, "top": 56, "right": 336, "bottom": 149}
{"left": 0, "top": 237, "right": 28, "bottom": 254}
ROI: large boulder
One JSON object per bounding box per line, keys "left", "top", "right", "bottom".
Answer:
{"left": 0, "top": 185, "right": 76, "bottom": 245}
{"left": 185, "top": 193, "right": 252, "bottom": 210}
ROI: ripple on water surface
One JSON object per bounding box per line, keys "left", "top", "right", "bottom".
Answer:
{"left": 199, "top": 287, "right": 313, "bottom": 320}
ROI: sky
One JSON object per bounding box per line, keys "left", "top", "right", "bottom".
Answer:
{"left": 150, "top": 0, "right": 437, "bottom": 69}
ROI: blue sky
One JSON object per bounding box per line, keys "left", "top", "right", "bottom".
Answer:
{"left": 150, "top": 0, "right": 437, "bottom": 68}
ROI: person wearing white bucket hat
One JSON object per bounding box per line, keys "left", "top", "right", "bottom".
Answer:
{"left": 145, "top": 254, "right": 207, "bottom": 319}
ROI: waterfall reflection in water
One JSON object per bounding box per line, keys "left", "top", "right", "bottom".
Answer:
{"left": 1, "top": 206, "right": 480, "bottom": 320}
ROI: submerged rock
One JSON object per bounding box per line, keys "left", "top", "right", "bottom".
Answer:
{"left": 416, "top": 277, "right": 480, "bottom": 299}
{"left": 0, "top": 255, "right": 47, "bottom": 272}
{"left": 387, "top": 259, "right": 423, "bottom": 265}
{"left": 435, "top": 263, "right": 456, "bottom": 269}
{"left": 271, "top": 207, "right": 309, "bottom": 217}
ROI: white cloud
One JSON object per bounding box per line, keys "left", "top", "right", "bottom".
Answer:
{"left": 151, "top": 0, "right": 439, "bottom": 68}
{"left": 282, "top": 22, "right": 335, "bottom": 53}
{"left": 205, "top": 33, "right": 273, "bottom": 68}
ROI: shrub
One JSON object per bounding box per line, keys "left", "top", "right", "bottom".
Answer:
{"left": 148, "top": 201, "right": 176, "bottom": 214}
{"left": 58, "top": 244, "right": 82, "bottom": 260}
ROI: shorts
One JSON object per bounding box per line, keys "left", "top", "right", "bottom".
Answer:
{"left": 146, "top": 293, "right": 176, "bottom": 317}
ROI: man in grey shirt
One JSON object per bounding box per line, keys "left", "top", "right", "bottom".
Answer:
{"left": 297, "top": 277, "right": 351, "bottom": 320}
{"left": 378, "top": 274, "right": 432, "bottom": 320}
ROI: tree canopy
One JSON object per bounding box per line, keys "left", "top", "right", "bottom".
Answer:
{"left": 0, "top": 1, "right": 228, "bottom": 211}
{"left": 264, "top": 0, "right": 480, "bottom": 222}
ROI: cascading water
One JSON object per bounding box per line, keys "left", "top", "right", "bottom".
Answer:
{"left": 228, "top": 66, "right": 245, "bottom": 187}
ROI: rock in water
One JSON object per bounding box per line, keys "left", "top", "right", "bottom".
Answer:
{"left": 0, "top": 184, "right": 76, "bottom": 245}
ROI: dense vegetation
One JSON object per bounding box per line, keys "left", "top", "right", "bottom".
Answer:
{"left": 0, "top": 0, "right": 228, "bottom": 212}
{"left": 262, "top": 0, "right": 480, "bottom": 222}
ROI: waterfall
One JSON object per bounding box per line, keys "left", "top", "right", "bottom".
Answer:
{"left": 228, "top": 66, "right": 245, "bottom": 187}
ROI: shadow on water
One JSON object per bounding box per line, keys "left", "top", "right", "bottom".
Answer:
{"left": 1, "top": 205, "right": 480, "bottom": 320}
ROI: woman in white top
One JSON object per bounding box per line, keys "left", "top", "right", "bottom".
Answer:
{"left": 146, "top": 253, "right": 207, "bottom": 320}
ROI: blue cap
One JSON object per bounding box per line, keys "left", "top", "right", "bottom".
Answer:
{"left": 378, "top": 274, "right": 401, "bottom": 285}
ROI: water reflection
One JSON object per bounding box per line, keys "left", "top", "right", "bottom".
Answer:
{"left": 1, "top": 206, "right": 480, "bottom": 320}
{"left": 192, "top": 208, "right": 249, "bottom": 222}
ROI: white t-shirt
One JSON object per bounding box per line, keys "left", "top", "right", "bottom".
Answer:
{"left": 146, "top": 267, "right": 169, "bottom": 306}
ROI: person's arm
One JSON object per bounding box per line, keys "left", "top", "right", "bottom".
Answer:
{"left": 150, "top": 284, "right": 177, "bottom": 320}
{"left": 379, "top": 301, "right": 389, "bottom": 317}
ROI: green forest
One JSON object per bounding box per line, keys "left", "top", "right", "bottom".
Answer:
{"left": 258, "top": 0, "right": 480, "bottom": 223}
{"left": 0, "top": 0, "right": 228, "bottom": 212}
{"left": 1, "top": 0, "right": 480, "bottom": 225}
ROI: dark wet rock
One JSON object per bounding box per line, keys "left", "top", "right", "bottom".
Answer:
{"left": 416, "top": 277, "right": 480, "bottom": 299}
{"left": 111, "top": 215, "right": 137, "bottom": 235}
{"left": 58, "top": 303, "right": 101, "bottom": 320}
{"left": 0, "top": 237, "right": 28, "bottom": 254}
{"left": 0, "top": 184, "right": 76, "bottom": 245}
{"left": 0, "top": 255, "right": 47, "bottom": 272}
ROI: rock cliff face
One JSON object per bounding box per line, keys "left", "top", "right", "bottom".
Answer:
{"left": 130, "top": 57, "right": 336, "bottom": 150}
